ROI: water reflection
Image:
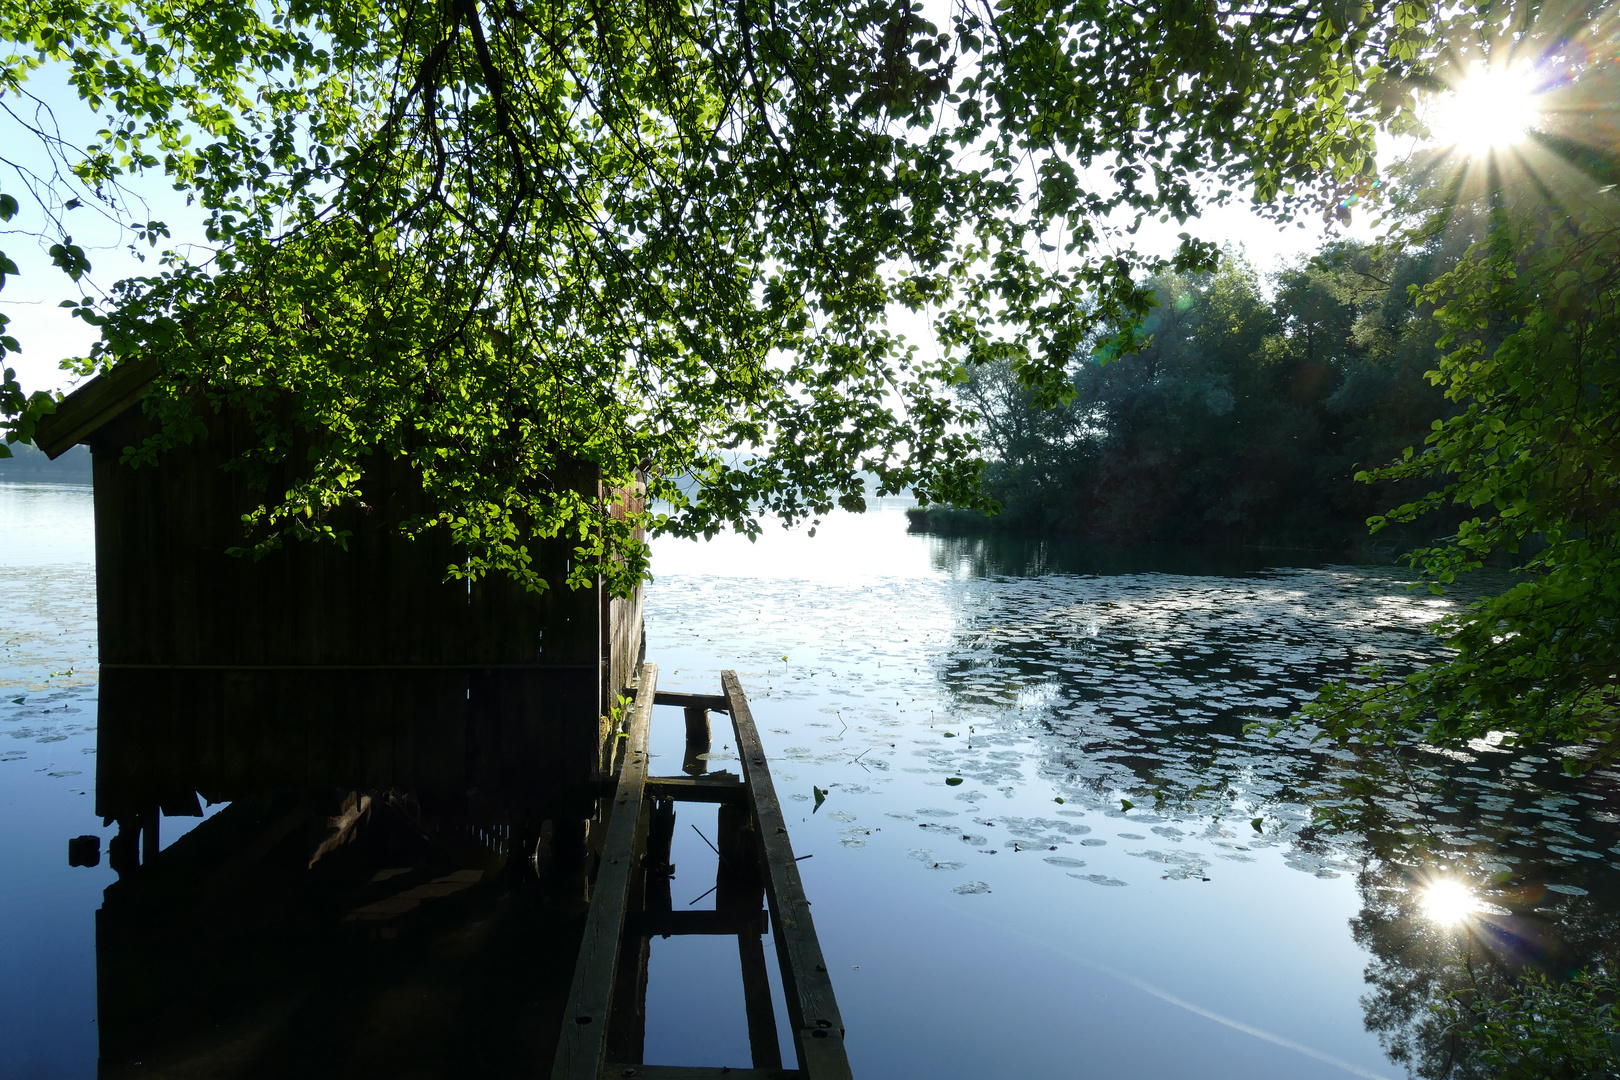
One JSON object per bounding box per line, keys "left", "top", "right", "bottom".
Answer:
{"left": 645, "top": 514, "right": 1620, "bottom": 1079}
{"left": 924, "top": 527, "right": 1391, "bottom": 580}
{"left": 1418, "top": 878, "right": 1481, "bottom": 926}
{"left": 8, "top": 492, "right": 1620, "bottom": 1079}
{"left": 921, "top": 540, "right": 1620, "bottom": 1075}
{"left": 84, "top": 684, "right": 597, "bottom": 1078}
{"left": 1349, "top": 850, "right": 1619, "bottom": 1080}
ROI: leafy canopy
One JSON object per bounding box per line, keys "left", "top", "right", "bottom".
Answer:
{"left": 1304, "top": 199, "right": 1620, "bottom": 766}
{"left": 0, "top": 0, "right": 1439, "bottom": 590}
{"left": 1284, "top": 0, "right": 1620, "bottom": 766}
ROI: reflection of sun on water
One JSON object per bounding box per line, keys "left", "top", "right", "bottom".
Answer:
{"left": 1426, "top": 62, "right": 1543, "bottom": 156}
{"left": 1420, "top": 878, "right": 1481, "bottom": 926}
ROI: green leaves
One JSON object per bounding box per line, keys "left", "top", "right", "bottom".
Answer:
{"left": 0, "top": 0, "right": 1474, "bottom": 597}
{"left": 48, "top": 239, "right": 91, "bottom": 281}
{"left": 1442, "top": 969, "right": 1620, "bottom": 1078}
{"left": 1302, "top": 199, "right": 1620, "bottom": 765}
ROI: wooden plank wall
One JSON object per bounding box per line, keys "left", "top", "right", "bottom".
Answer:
{"left": 601, "top": 473, "right": 647, "bottom": 775}
{"left": 91, "top": 409, "right": 644, "bottom": 822}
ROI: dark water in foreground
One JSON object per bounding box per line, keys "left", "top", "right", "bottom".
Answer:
{"left": 3, "top": 484, "right": 1617, "bottom": 1078}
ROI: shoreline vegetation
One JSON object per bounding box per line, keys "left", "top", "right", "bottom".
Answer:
{"left": 909, "top": 241, "right": 1479, "bottom": 563}
{"left": 902, "top": 503, "right": 1429, "bottom": 560}
{"left": 0, "top": 442, "right": 91, "bottom": 484}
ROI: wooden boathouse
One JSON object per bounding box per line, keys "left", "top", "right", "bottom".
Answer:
{"left": 34, "top": 359, "right": 644, "bottom": 830}
{"left": 40, "top": 361, "right": 852, "bottom": 1078}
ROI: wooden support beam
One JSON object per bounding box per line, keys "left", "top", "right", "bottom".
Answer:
{"left": 643, "top": 775, "right": 747, "bottom": 804}
{"left": 719, "top": 670, "right": 848, "bottom": 1075}
{"left": 557, "top": 671, "right": 848, "bottom": 1080}
{"left": 652, "top": 691, "right": 730, "bottom": 713}
{"left": 739, "top": 932, "right": 783, "bottom": 1071}
{"left": 599, "top": 1066, "right": 799, "bottom": 1080}
{"left": 631, "top": 909, "right": 768, "bottom": 938}
{"left": 606, "top": 800, "right": 654, "bottom": 1066}
{"left": 721, "top": 671, "right": 853, "bottom": 1080}
{"left": 553, "top": 663, "right": 658, "bottom": 1080}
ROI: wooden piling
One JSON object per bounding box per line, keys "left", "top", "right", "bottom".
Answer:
{"left": 140, "top": 808, "right": 160, "bottom": 866}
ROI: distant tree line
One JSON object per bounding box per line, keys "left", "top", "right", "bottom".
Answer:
{"left": 0, "top": 441, "right": 91, "bottom": 484}
{"left": 910, "top": 239, "right": 1474, "bottom": 553}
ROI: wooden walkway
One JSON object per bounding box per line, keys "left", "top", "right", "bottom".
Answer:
{"left": 552, "top": 666, "right": 853, "bottom": 1080}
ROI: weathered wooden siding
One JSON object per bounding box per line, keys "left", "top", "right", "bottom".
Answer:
{"left": 89, "top": 404, "right": 643, "bottom": 821}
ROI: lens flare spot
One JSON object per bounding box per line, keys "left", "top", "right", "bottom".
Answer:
{"left": 1426, "top": 62, "right": 1542, "bottom": 156}
{"left": 1421, "top": 878, "right": 1481, "bottom": 925}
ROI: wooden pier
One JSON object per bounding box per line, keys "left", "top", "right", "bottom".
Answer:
{"left": 553, "top": 667, "right": 852, "bottom": 1080}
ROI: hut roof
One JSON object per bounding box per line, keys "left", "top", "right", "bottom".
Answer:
{"left": 34, "top": 359, "right": 159, "bottom": 459}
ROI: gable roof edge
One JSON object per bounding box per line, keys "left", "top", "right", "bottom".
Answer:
{"left": 34, "top": 359, "right": 160, "bottom": 459}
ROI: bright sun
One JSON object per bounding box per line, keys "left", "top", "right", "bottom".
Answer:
{"left": 1420, "top": 878, "right": 1481, "bottom": 926}
{"left": 1426, "top": 62, "right": 1544, "bottom": 156}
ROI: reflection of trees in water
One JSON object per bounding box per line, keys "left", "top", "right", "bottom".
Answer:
{"left": 922, "top": 554, "right": 1620, "bottom": 1077}
{"left": 924, "top": 559, "right": 1399, "bottom": 837}
{"left": 927, "top": 531, "right": 1057, "bottom": 578}
{"left": 1350, "top": 856, "right": 1620, "bottom": 1079}
{"left": 923, "top": 531, "right": 1337, "bottom": 580}
{"left": 1326, "top": 750, "right": 1620, "bottom": 1078}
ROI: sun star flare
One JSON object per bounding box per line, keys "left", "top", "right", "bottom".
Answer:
{"left": 1426, "top": 62, "right": 1545, "bottom": 157}
{"left": 1420, "top": 878, "right": 1482, "bottom": 926}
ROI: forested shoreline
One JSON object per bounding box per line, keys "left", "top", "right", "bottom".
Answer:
{"left": 908, "top": 240, "right": 1474, "bottom": 555}
{"left": 0, "top": 441, "right": 91, "bottom": 484}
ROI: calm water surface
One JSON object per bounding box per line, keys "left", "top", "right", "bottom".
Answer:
{"left": 3, "top": 483, "right": 1617, "bottom": 1078}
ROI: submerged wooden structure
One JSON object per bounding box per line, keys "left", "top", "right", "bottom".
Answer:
{"left": 34, "top": 360, "right": 642, "bottom": 842}
{"left": 557, "top": 668, "right": 851, "bottom": 1080}
{"left": 86, "top": 662, "right": 851, "bottom": 1078}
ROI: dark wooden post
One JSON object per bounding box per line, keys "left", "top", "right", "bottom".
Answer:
{"left": 139, "top": 807, "right": 160, "bottom": 866}
{"left": 682, "top": 706, "right": 710, "bottom": 776}
{"left": 108, "top": 819, "right": 139, "bottom": 877}
{"left": 644, "top": 798, "right": 676, "bottom": 916}
{"left": 714, "top": 802, "right": 759, "bottom": 915}
{"left": 738, "top": 934, "right": 783, "bottom": 1070}
{"left": 715, "top": 800, "right": 781, "bottom": 1068}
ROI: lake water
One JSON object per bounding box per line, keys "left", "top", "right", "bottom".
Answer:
{"left": 3, "top": 483, "right": 1617, "bottom": 1079}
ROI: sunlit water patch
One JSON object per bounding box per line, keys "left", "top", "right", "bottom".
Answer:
{"left": 643, "top": 504, "right": 1620, "bottom": 1079}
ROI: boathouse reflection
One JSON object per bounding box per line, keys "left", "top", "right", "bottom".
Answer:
{"left": 91, "top": 666, "right": 622, "bottom": 1079}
